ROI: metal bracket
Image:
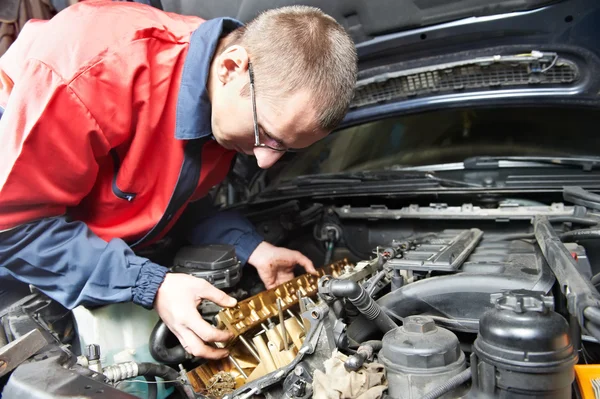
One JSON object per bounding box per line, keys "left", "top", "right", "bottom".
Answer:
{"left": 0, "top": 329, "right": 48, "bottom": 377}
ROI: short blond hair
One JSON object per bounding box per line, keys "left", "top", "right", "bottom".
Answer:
{"left": 227, "top": 6, "right": 357, "bottom": 131}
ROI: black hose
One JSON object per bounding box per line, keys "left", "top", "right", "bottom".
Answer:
{"left": 592, "top": 273, "right": 600, "bottom": 286}
{"left": 137, "top": 363, "right": 191, "bottom": 399}
{"left": 547, "top": 216, "right": 600, "bottom": 226}
{"left": 144, "top": 375, "right": 158, "bottom": 399}
{"left": 560, "top": 228, "right": 600, "bottom": 242}
{"left": 137, "top": 363, "right": 180, "bottom": 381}
{"left": 360, "top": 340, "right": 383, "bottom": 351}
{"left": 366, "top": 270, "right": 387, "bottom": 296}
{"left": 149, "top": 320, "right": 188, "bottom": 364}
{"left": 344, "top": 340, "right": 383, "bottom": 372}
{"left": 419, "top": 367, "right": 471, "bottom": 399}
{"left": 490, "top": 227, "right": 600, "bottom": 243}
{"left": 319, "top": 277, "right": 398, "bottom": 333}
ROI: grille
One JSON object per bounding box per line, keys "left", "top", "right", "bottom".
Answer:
{"left": 350, "top": 60, "right": 578, "bottom": 109}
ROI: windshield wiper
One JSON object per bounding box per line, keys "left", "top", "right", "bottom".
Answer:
{"left": 278, "top": 171, "right": 482, "bottom": 189}
{"left": 463, "top": 156, "right": 600, "bottom": 171}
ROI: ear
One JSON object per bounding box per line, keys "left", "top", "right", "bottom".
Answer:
{"left": 215, "top": 45, "right": 250, "bottom": 85}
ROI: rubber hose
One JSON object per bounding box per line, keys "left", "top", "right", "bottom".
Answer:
{"left": 344, "top": 340, "right": 383, "bottom": 372}
{"left": 144, "top": 375, "right": 158, "bottom": 399}
{"left": 136, "top": 363, "right": 180, "bottom": 381}
{"left": 560, "top": 228, "right": 600, "bottom": 242}
{"left": 547, "top": 216, "right": 600, "bottom": 226}
{"left": 419, "top": 367, "right": 471, "bottom": 399}
{"left": 149, "top": 320, "right": 188, "bottom": 364}
{"left": 584, "top": 307, "right": 600, "bottom": 325}
{"left": 360, "top": 340, "right": 383, "bottom": 351}
{"left": 137, "top": 363, "right": 191, "bottom": 399}
{"left": 592, "top": 272, "right": 600, "bottom": 286}
{"left": 320, "top": 278, "right": 397, "bottom": 333}
{"left": 366, "top": 270, "right": 387, "bottom": 296}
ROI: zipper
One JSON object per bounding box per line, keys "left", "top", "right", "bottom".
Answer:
{"left": 131, "top": 138, "right": 207, "bottom": 248}
{"left": 110, "top": 149, "right": 137, "bottom": 202}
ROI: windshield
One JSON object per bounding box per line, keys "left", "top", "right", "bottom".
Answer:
{"left": 273, "top": 107, "right": 600, "bottom": 183}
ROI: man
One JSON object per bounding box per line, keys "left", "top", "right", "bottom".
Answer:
{"left": 0, "top": 1, "right": 357, "bottom": 359}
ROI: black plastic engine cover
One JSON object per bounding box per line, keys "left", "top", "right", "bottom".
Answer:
{"left": 172, "top": 244, "right": 241, "bottom": 289}
{"left": 348, "top": 237, "right": 556, "bottom": 341}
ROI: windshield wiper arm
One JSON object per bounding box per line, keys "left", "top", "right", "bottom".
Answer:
{"left": 278, "top": 171, "right": 481, "bottom": 189}
{"left": 463, "top": 156, "right": 600, "bottom": 171}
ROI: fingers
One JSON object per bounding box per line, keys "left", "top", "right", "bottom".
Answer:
{"left": 194, "top": 279, "right": 237, "bottom": 308}
{"left": 186, "top": 313, "right": 233, "bottom": 343}
{"left": 295, "top": 251, "right": 317, "bottom": 274}
{"left": 175, "top": 327, "right": 229, "bottom": 360}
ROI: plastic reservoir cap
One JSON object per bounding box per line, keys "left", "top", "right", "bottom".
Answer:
{"left": 380, "top": 315, "right": 462, "bottom": 369}
{"left": 575, "top": 365, "right": 600, "bottom": 399}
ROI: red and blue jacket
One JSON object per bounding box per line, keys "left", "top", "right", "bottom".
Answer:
{"left": 0, "top": 1, "right": 263, "bottom": 309}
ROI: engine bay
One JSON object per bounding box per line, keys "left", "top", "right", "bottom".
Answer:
{"left": 3, "top": 195, "right": 600, "bottom": 399}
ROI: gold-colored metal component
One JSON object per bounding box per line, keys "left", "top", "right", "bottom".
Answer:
{"left": 238, "top": 335, "right": 261, "bottom": 363}
{"left": 215, "top": 259, "right": 349, "bottom": 340}
{"left": 277, "top": 299, "right": 289, "bottom": 351}
{"left": 187, "top": 260, "right": 353, "bottom": 398}
{"left": 284, "top": 317, "right": 305, "bottom": 350}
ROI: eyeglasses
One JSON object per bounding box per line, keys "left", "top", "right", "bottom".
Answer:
{"left": 248, "top": 62, "right": 289, "bottom": 152}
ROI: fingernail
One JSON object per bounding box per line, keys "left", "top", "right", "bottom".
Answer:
{"left": 228, "top": 298, "right": 237, "bottom": 307}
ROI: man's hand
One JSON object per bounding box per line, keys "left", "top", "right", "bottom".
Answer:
{"left": 248, "top": 241, "right": 317, "bottom": 289}
{"left": 154, "top": 273, "right": 237, "bottom": 359}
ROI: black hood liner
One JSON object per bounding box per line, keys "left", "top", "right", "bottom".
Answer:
{"left": 160, "top": 0, "right": 557, "bottom": 43}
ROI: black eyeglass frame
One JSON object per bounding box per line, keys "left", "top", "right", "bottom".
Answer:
{"left": 248, "top": 62, "right": 292, "bottom": 152}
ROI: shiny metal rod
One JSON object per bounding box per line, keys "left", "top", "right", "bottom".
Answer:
{"left": 238, "top": 335, "right": 261, "bottom": 362}
{"left": 228, "top": 355, "right": 248, "bottom": 378}
{"left": 277, "top": 299, "right": 289, "bottom": 351}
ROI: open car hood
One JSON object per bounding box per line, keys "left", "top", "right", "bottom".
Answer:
{"left": 163, "top": 0, "right": 600, "bottom": 121}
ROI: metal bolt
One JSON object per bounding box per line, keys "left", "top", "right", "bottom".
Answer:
{"left": 292, "top": 380, "right": 306, "bottom": 397}
{"left": 294, "top": 365, "right": 303, "bottom": 376}
{"left": 403, "top": 316, "right": 437, "bottom": 333}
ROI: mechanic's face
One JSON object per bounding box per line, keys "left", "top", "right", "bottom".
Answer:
{"left": 210, "top": 45, "right": 329, "bottom": 169}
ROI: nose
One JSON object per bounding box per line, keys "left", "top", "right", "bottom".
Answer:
{"left": 253, "top": 147, "right": 285, "bottom": 169}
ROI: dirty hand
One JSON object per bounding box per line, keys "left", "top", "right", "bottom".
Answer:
{"left": 154, "top": 273, "right": 237, "bottom": 359}
{"left": 248, "top": 241, "right": 317, "bottom": 289}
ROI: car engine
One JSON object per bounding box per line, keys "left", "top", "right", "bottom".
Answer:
{"left": 3, "top": 198, "right": 600, "bottom": 399}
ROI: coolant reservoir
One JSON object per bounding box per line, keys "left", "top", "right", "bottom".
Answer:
{"left": 72, "top": 302, "right": 171, "bottom": 399}
{"left": 379, "top": 315, "right": 467, "bottom": 399}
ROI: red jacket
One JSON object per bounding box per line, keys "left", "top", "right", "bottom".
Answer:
{"left": 0, "top": 1, "right": 235, "bottom": 244}
{"left": 0, "top": 2, "right": 262, "bottom": 309}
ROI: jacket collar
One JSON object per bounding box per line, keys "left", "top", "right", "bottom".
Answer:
{"left": 175, "top": 17, "right": 243, "bottom": 140}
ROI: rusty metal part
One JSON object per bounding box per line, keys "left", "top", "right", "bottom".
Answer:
{"left": 216, "top": 259, "right": 349, "bottom": 339}
{"left": 206, "top": 371, "right": 236, "bottom": 397}
{"left": 0, "top": 329, "right": 48, "bottom": 377}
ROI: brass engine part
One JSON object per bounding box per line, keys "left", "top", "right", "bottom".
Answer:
{"left": 215, "top": 259, "right": 350, "bottom": 339}
{"left": 187, "top": 259, "right": 352, "bottom": 397}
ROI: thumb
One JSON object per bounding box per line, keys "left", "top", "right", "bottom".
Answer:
{"left": 196, "top": 280, "right": 237, "bottom": 308}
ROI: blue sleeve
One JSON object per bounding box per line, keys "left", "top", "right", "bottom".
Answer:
{"left": 0, "top": 217, "right": 167, "bottom": 310}
{"left": 185, "top": 204, "right": 264, "bottom": 266}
